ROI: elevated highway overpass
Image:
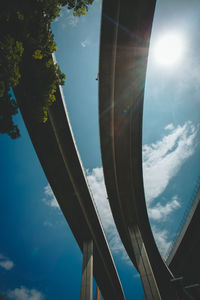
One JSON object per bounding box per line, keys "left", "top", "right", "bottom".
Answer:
{"left": 99, "top": 0, "right": 178, "bottom": 299}
{"left": 14, "top": 73, "right": 124, "bottom": 299}
{"left": 11, "top": 0, "right": 200, "bottom": 299}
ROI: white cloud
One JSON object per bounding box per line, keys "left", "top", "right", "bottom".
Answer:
{"left": 81, "top": 39, "right": 90, "bottom": 48}
{"left": 152, "top": 227, "right": 171, "bottom": 259}
{"left": 148, "top": 195, "right": 181, "bottom": 221}
{"left": 0, "top": 254, "right": 14, "bottom": 271}
{"left": 143, "top": 121, "right": 198, "bottom": 204}
{"left": 43, "top": 221, "right": 53, "bottom": 227}
{"left": 42, "top": 184, "right": 60, "bottom": 208}
{"left": 8, "top": 287, "right": 43, "bottom": 300}
{"left": 56, "top": 9, "right": 79, "bottom": 29}
{"left": 66, "top": 14, "right": 79, "bottom": 27}
{"left": 86, "top": 168, "right": 112, "bottom": 230}
{"left": 86, "top": 168, "right": 130, "bottom": 262}
{"left": 164, "top": 123, "right": 174, "bottom": 131}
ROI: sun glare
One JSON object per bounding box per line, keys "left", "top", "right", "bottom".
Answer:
{"left": 153, "top": 33, "right": 184, "bottom": 67}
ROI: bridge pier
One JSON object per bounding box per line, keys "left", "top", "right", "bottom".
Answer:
{"left": 129, "top": 226, "right": 161, "bottom": 300}
{"left": 80, "top": 240, "right": 93, "bottom": 300}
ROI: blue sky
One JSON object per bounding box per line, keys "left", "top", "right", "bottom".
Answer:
{"left": 143, "top": 0, "right": 200, "bottom": 258}
{"left": 1, "top": 0, "right": 200, "bottom": 299}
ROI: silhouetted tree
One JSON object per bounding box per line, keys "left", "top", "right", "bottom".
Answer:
{"left": 0, "top": 0, "right": 94, "bottom": 138}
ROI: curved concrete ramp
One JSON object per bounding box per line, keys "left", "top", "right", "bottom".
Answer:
{"left": 14, "top": 79, "right": 124, "bottom": 299}
{"left": 99, "top": 0, "right": 177, "bottom": 299}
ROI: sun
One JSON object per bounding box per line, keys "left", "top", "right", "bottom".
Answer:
{"left": 153, "top": 33, "right": 184, "bottom": 67}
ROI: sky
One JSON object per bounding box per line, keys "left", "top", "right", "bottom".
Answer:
{"left": 1, "top": 0, "right": 200, "bottom": 299}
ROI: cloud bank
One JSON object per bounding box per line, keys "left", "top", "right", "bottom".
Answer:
{"left": 143, "top": 121, "right": 198, "bottom": 257}
{"left": 40, "top": 122, "right": 197, "bottom": 260}
{"left": 143, "top": 121, "right": 197, "bottom": 205}
{"left": 87, "top": 121, "right": 198, "bottom": 260}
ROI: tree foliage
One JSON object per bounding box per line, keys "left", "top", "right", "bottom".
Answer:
{"left": 0, "top": 85, "right": 20, "bottom": 139}
{"left": 66, "top": 0, "right": 94, "bottom": 16}
{"left": 0, "top": 0, "right": 94, "bottom": 138}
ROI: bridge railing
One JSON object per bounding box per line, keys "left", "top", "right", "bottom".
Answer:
{"left": 165, "top": 175, "right": 200, "bottom": 261}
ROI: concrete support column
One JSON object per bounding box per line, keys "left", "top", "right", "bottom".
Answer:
{"left": 129, "top": 226, "right": 161, "bottom": 300}
{"left": 80, "top": 240, "right": 93, "bottom": 300}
